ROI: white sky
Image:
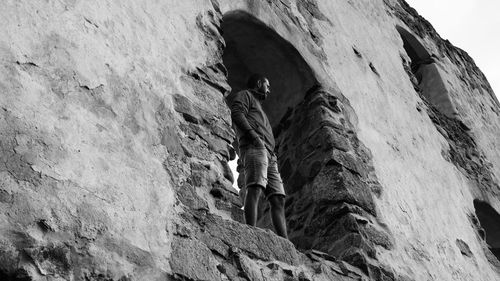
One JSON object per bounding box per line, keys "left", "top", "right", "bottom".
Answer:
{"left": 405, "top": 0, "right": 500, "bottom": 101}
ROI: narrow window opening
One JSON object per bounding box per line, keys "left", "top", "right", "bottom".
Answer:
{"left": 396, "top": 26, "right": 457, "bottom": 117}
{"left": 474, "top": 200, "right": 500, "bottom": 261}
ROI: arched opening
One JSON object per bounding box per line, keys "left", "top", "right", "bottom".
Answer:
{"left": 222, "top": 10, "right": 318, "bottom": 127}
{"left": 222, "top": 9, "right": 318, "bottom": 228}
{"left": 474, "top": 200, "right": 500, "bottom": 261}
{"left": 396, "top": 26, "right": 457, "bottom": 117}
{"left": 222, "top": 13, "right": 389, "bottom": 277}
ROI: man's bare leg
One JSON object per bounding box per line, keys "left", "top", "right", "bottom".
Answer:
{"left": 269, "top": 194, "right": 288, "bottom": 238}
{"left": 244, "top": 185, "right": 262, "bottom": 226}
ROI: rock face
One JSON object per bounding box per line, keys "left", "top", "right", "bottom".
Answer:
{"left": 0, "top": 0, "right": 499, "bottom": 281}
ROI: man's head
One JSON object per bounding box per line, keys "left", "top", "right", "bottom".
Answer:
{"left": 247, "top": 74, "right": 270, "bottom": 100}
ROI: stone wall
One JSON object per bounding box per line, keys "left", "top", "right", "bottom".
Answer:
{"left": 0, "top": 0, "right": 499, "bottom": 280}
{"left": 267, "top": 85, "right": 394, "bottom": 278}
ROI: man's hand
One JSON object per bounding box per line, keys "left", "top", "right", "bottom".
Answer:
{"left": 248, "top": 129, "right": 265, "bottom": 148}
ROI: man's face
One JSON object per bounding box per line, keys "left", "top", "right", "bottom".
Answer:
{"left": 258, "top": 78, "right": 271, "bottom": 99}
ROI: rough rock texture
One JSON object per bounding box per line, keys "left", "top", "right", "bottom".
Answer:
{"left": 261, "top": 85, "right": 394, "bottom": 278}
{"left": 1, "top": 0, "right": 499, "bottom": 281}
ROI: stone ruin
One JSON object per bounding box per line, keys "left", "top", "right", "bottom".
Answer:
{"left": 1, "top": 0, "right": 500, "bottom": 280}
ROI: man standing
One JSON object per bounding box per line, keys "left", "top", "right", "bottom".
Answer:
{"left": 226, "top": 74, "right": 288, "bottom": 239}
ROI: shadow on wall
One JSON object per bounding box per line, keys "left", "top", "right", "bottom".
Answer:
{"left": 397, "top": 26, "right": 457, "bottom": 117}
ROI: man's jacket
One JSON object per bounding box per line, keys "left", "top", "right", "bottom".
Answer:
{"left": 226, "top": 89, "right": 275, "bottom": 152}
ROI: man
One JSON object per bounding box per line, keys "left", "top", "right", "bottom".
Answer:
{"left": 226, "top": 74, "right": 287, "bottom": 238}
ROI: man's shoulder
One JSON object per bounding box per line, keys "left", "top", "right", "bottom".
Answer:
{"left": 232, "top": 89, "right": 252, "bottom": 97}
{"left": 226, "top": 89, "right": 253, "bottom": 103}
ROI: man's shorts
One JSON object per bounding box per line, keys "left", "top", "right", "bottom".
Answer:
{"left": 239, "top": 146, "right": 286, "bottom": 199}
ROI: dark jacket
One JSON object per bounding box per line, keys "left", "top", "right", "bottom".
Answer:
{"left": 226, "top": 89, "right": 275, "bottom": 152}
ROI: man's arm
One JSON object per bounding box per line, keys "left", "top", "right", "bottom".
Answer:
{"left": 230, "top": 92, "right": 252, "bottom": 132}
{"left": 229, "top": 92, "right": 264, "bottom": 147}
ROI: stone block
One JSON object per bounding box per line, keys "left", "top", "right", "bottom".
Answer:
{"left": 189, "top": 211, "right": 300, "bottom": 265}
{"left": 236, "top": 254, "right": 264, "bottom": 281}
{"left": 0, "top": 239, "right": 21, "bottom": 277}
{"left": 210, "top": 183, "right": 241, "bottom": 207}
{"left": 216, "top": 262, "right": 246, "bottom": 281}
{"left": 177, "top": 183, "right": 209, "bottom": 211}
{"left": 24, "top": 243, "right": 71, "bottom": 278}
{"left": 170, "top": 237, "right": 221, "bottom": 281}
{"left": 314, "top": 232, "right": 376, "bottom": 262}
{"left": 326, "top": 150, "right": 366, "bottom": 177}
{"left": 173, "top": 94, "right": 201, "bottom": 124}
{"left": 362, "top": 225, "right": 393, "bottom": 250}
{"left": 310, "top": 164, "right": 376, "bottom": 215}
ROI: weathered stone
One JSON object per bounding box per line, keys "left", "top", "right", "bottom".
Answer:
{"left": 174, "top": 222, "right": 193, "bottom": 238}
{"left": 216, "top": 262, "right": 246, "bottom": 281}
{"left": 308, "top": 126, "right": 351, "bottom": 152}
{"left": 25, "top": 243, "right": 71, "bottom": 278}
{"left": 101, "top": 237, "right": 156, "bottom": 268}
{"left": 0, "top": 189, "right": 14, "bottom": 204}
{"left": 173, "top": 94, "right": 202, "bottom": 124}
{"left": 210, "top": 184, "right": 241, "bottom": 207}
{"left": 266, "top": 262, "right": 280, "bottom": 271}
{"left": 362, "top": 224, "right": 394, "bottom": 250}
{"left": 178, "top": 183, "right": 209, "bottom": 211}
{"left": 216, "top": 158, "right": 235, "bottom": 183}
{"left": 236, "top": 254, "right": 264, "bottom": 281}
{"left": 455, "top": 239, "right": 473, "bottom": 258}
{"left": 0, "top": 239, "right": 21, "bottom": 277}
{"left": 198, "top": 212, "right": 300, "bottom": 265}
{"left": 0, "top": 1, "right": 499, "bottom": 281}
{"left": 311, "top": 164, "right": 376, "bottom": 215}
{"left": 170, "top": 237, "right": 221, "bottom": 281}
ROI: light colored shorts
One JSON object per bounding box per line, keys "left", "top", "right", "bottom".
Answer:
{"left": 240, "top": 146, "right": 286, "bottom": 199}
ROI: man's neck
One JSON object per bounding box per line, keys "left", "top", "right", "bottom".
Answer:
{"left": 249, "top": 89, "right": 265, "bottom": 101}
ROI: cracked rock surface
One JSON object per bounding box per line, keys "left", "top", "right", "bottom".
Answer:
{"left": 0, "top": 0, "right": 499, "bottom": 281}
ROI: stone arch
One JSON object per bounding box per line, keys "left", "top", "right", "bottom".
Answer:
{"left": 222, "top": 10, "right": 318, "bottom": 127}
{"left": 222, "top": 8, "right": 319, "bottom": 232}
{"left": 222, "top": 11, "right": 392, "bottom": 277}
{"left": 474, "top": 200, "right": 500, "bottom": 261}
{"left": 396, "top": 26, "right": 457, "bottom": 117}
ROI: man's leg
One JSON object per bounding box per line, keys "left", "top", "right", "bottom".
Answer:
{"left": 244, "top": 184, "right": 262, "bottom": 226}
{"left": 269, "top": 194, "right": 288, "bottom": 238}
{"left": 266, "top": 152, "right": 288, "bottom": 238}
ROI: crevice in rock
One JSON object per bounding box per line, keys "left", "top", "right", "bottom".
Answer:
{"left": 15, "top": 61, "right": 39, "bottom": 69}
{"left": 83, "top": 17, "right": 99, "bottom": 29}
{"left": 368, "top": 62, "right": 379, "bottom": 76}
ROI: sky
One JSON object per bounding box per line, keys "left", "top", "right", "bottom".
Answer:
{"left": 405, "top": 0, "right": 500, "bottom": 101}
